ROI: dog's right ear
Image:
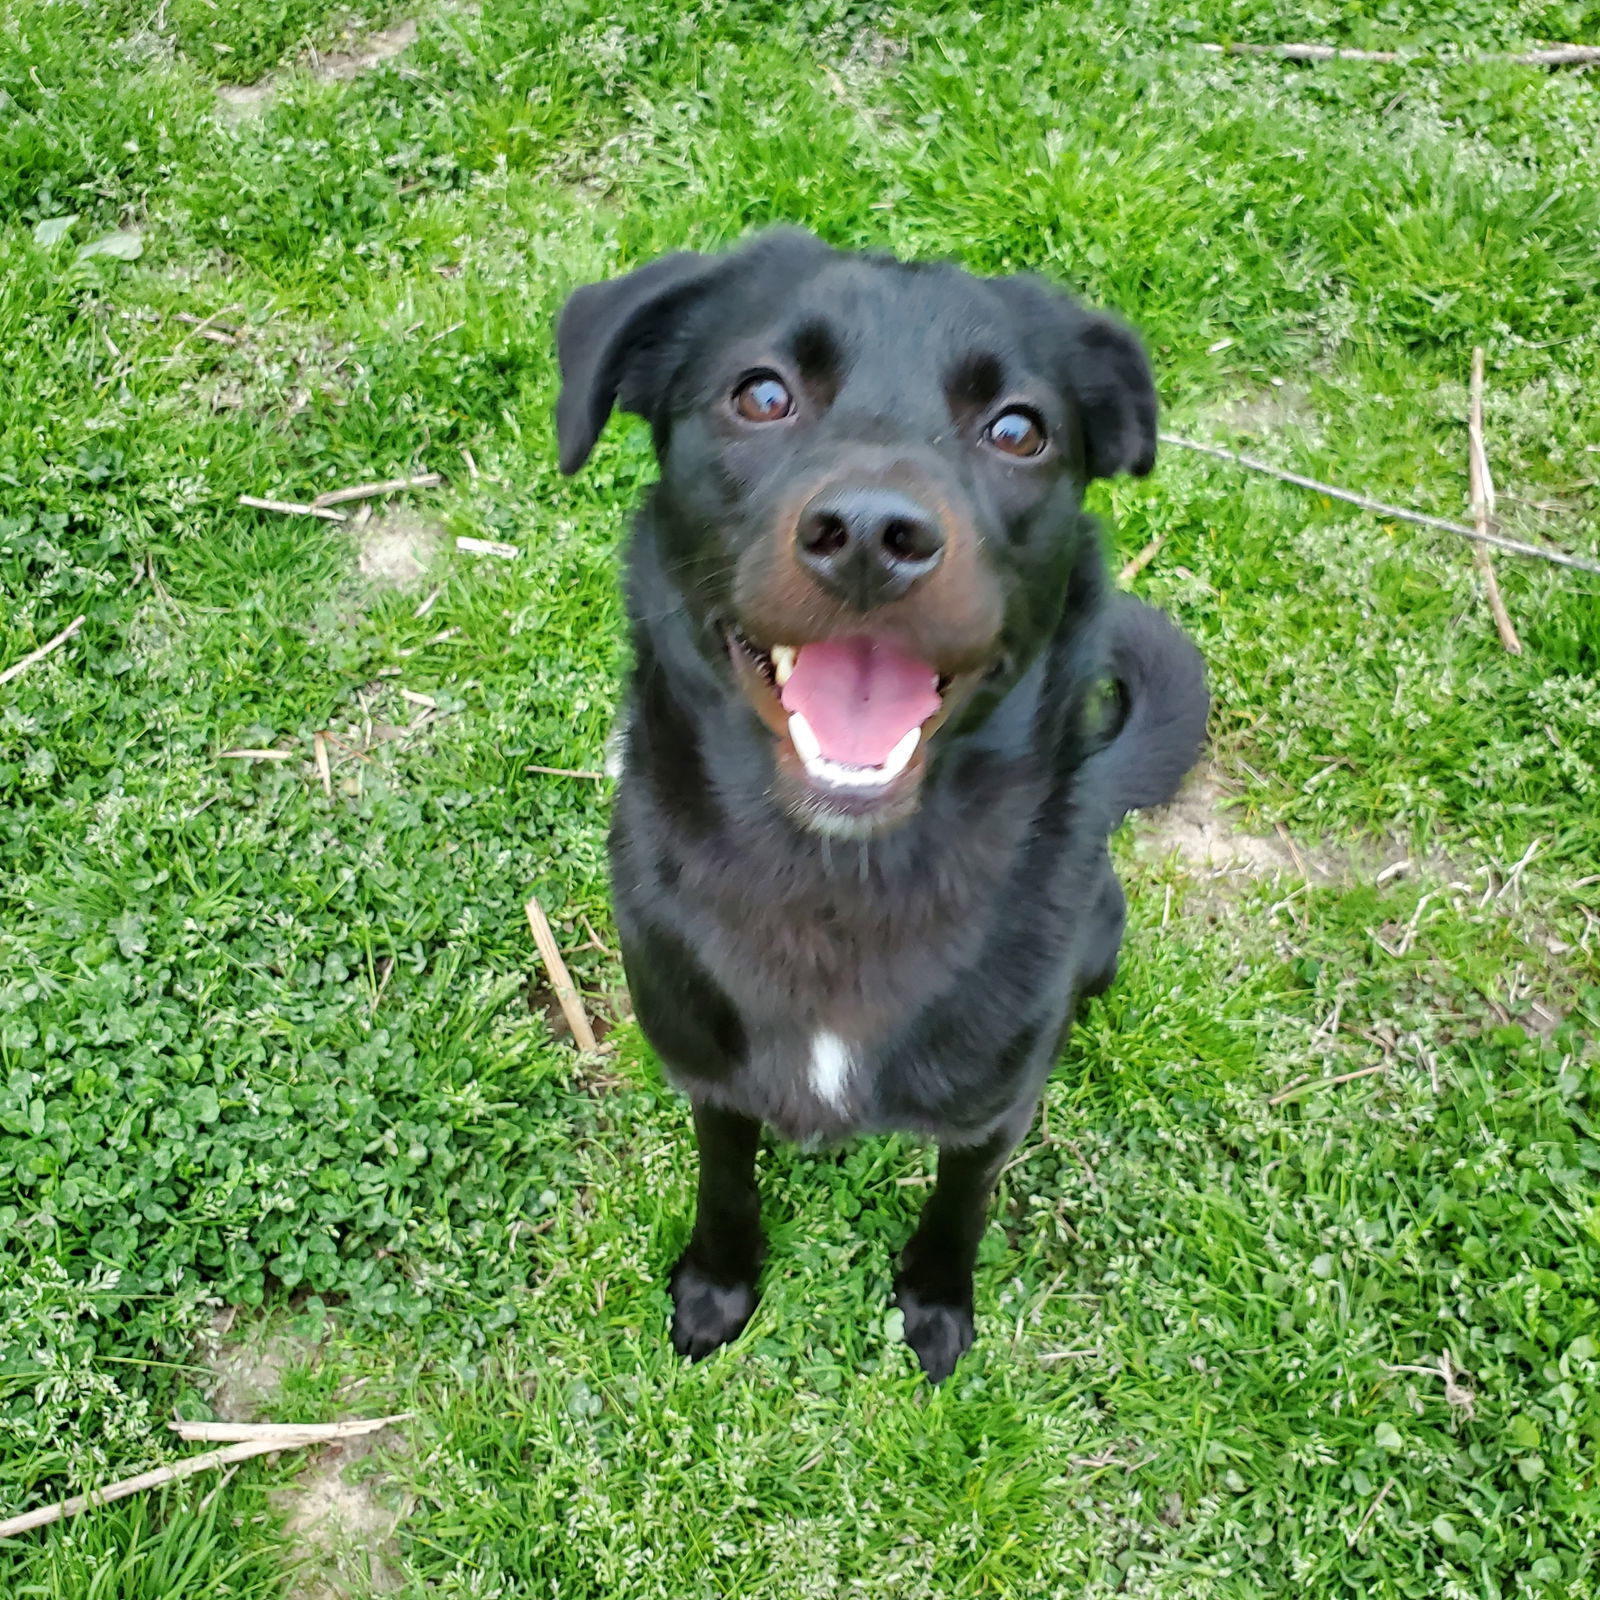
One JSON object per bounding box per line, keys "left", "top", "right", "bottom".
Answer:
{"left": 554, "top": 252, "right": 718, "bottom": 475}
{"left": 984, "top": 275, "right": 1158, "bottom": 481}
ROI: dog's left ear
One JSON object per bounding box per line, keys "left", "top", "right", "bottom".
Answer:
{"left": 554, "top": 251, "right": 718, "bottom": 475}
{"left": 988, "top": 277, "right": 1158, "bottom": 479}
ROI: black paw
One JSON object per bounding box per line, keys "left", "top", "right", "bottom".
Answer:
{"left": 669, "top": 1255, "right": 757, "bottom": 1360}
{"left": 895, "top": 1280, "right": 976, "bottom": 1383}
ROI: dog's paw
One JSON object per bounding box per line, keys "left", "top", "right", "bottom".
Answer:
{"left": 894, "top": 1281, "right": 975, "bottom": 1383}
{"left": 669, "top": 1256, "right": 757, "bottom": 1360}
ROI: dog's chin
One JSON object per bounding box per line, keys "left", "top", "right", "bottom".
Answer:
{"left": 724, "top": 625, "right": 985, "bottom": 839}
{"left": 771, "top": 747, "right": 926, "bottom": 838}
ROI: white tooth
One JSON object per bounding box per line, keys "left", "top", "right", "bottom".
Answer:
{"left": 880, "top": 728, "right": 921, "bottom": 780}
{"left": 789, "top": 713, "right": 918, "bottom": 793}
{"left": 820, "top": 757, "right": 869, "bottom": 788}
{"left": 771, "top": 646, "right": 796, "bottom": 686}
{"left": 809, "top": 754, "right": 897, "bottom": 791}
{"left": 788, "top": 712, "right": 822, "bottom": 766}
{"left": 840, "top": 760, "right": 895, "bottom": 789}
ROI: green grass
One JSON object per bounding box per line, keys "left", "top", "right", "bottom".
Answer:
{"left": 0, "top": 1487, "right": 290, "bottom": 1600}
{"left": 2, "top": 0, "right": 1599, "bottom": 1595}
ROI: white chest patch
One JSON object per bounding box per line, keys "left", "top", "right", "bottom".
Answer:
{"left": 807, "top": 1031, "right": 855, "bottom": 1112}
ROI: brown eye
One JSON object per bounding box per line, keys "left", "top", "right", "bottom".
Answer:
{"left": 733, "top": 374, "right": 795, "bottom": 423}
{"left": 986, "top": 409, "right": 1047, "bottom": 458}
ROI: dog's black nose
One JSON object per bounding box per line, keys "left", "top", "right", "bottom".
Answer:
{"left": 794, "top": 487, "right": 945, "bottom": 610}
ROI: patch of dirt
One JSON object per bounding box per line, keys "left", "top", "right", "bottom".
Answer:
{"left": 309, "top": 19, "right": 418, "bottom": 82}
{"left": 205, "top": 1324, "right": 319, "bottom": 1422}
{"left": 821, "top": 28, "right": 908, "bottom": 120}
{"left": 202, "top": 1321, "right": 407, "bottom": 1598}
{"left": 180, "top": 317, "right": 358, "bottom": 421}
{"left": 843, "top": 29, "right": 908, "bottom": 74}
{"left": 526, "top": 976, "right": 632, "bottom": 1089}
{"left": 121, "top": 26, "right": 177, "bottom": 65}
{"left": 357, "top": 509, "right": 444, "bottom": 589}
{"left": 1134, "top": 767, "right": 1317, "bottom": 880}
{"left": 274, "top": 1433, "right": 407, "bottom": 1599}
{"left": 1210, "top": 382, "right": 1315, "bottom": 441}
{"left": 216, "top": 81, "right": 278, "bottom": 119}
{"left": 215, "top": 19, "right": 418, "bottom": 118}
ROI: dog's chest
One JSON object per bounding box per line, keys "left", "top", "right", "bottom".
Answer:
{"left": 610, "top": 726, "right": 1081, "bottom": 1137}
{"left": 664, "top": 816, "right": 1056, "bottom": 1129}
{"left": 685, "top": 832, "right": 1011, "bottom": 1037}
{"left": 802, "top": 1030, "right": 856, "bottom": 1112}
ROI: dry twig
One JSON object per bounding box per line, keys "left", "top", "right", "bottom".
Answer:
{"left": 1383, "top": 1352, "right": 1476, "bottom": 1419}
{"left": 579, "top": 913, "right": 617, "bottom": 959}
{"left": 395, "top": 627, "right": 459, "bottom": 657}
{"left": 1468, "top": 349, "right": 1522, "bottom": 653}
{"left": 172, "top": 306, "right": 244, "bottom": 348}
{"left": 1417, "top": 1042, "right": 1442, "bottom": 1096}
{"left": 237, "top": 494, "right": 347, "bottom": 523}
{"left": 1200, "top": 41, "right": 1600, "bottom": 67}
{"left": 1118, "top": 533, "right": 1166, "bottom": 584}
{"left": 196, "top": 1463, "right": 241, "bottom": 1515}
{"left": 524, "top": 895, "right": 599, "bottom": 1053}
{"left": 312, "top": 473, "right": 442, "bottom": 508}
{"left": 170, "top": 1417, "right": 407, "bottom": 1443}
{"left": 0, "top": 1416, "right": 407, "bottom": 1539}
{"left": 525, "top": 763, "right": 608, "bottom": 781}
{"left": 174, "top": 308, "right": 241, "bottom": 333}
{"left": 0, "top": 615, "right": 86, "bottom": 690}
{"left": 455, "top": 536, "right": 519, "bottom": 560}
{"left": 1267, "top": 1062, "right": 1386, "bottom": 1106}
{"left": 370, "top": 954, "right": 396, "bottom": 1016}
{"left": 1439, "top": 1351, "right": 1476, "bottom": 1416}
{"left": 313, "top": 733, "right": 333, "bottom": 797}
{"left": 1348, "top": 1476, "right": 1396, "bottom": 1547}
{"left": 218, "top": 748, "right": 293, "bottom": 762}
{"left": 1273, "top": 820, "right": 1309, "bottom": 879}
{"left": 176, "top": 322, "right": 237, "bottom": 346}
{"left": 1159, "top": 434, "right": 1600, "bottom": 574}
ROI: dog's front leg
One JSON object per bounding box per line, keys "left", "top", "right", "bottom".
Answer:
{"left": 669, "top": 1100, "right": 765, "bottom": 1359}
{"left": 894, "top": 1113, "right": 1030, "bottom": 1382}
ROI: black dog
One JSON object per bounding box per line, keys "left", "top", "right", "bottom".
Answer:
{"left": 555, "top": 229, "right": 1207, "bottom": 1381}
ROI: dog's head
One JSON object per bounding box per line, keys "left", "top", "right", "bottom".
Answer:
{"left": 556, "top": 228, "right": 1156, "bottom": 836}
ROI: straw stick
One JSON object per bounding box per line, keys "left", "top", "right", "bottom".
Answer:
{"left": 524, "top": 895, "right": 599, "bottom": 1053}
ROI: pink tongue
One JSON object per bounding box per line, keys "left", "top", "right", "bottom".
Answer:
{"left": 779, "top": 636, "right": 941, "bottom": 767}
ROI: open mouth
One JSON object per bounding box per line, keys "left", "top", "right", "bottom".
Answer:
{"left": 728, "top": 626, "right": 962, "bottom": 820}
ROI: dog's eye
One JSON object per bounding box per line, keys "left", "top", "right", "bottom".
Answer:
{"left": 985, "top": 409, "right": 1047, "bottom": 458}
{"left": 732, "top": 374, "right": 795, "bottom": 423}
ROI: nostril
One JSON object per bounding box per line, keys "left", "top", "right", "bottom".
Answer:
{"left": 881, "top": 517, "right": 942, "bottom": 565}
{"left": 801, "top": 511, "right": 850, "bottom": 558}
{"left": 883, "top": 518, "right": 934, "bottom": 563}
{"left": 881, "top": 519, "right": 916, "bottom": 560}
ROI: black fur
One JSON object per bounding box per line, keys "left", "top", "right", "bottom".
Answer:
{"left": 555, "top": 229, "right": 1208, "bottom": 1381}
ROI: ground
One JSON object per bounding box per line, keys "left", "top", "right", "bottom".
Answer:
{"left": 2, "top": 2, "right": 1599, "bottom": 1597}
